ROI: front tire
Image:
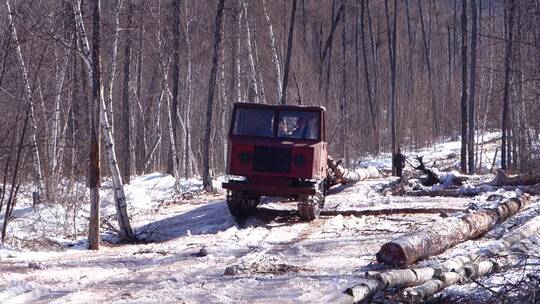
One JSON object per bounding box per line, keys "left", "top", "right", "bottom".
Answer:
{"left": 227, "top": 190, "right": 260, "bottom": 218}
{"left": 298, "top": 195, "right": 321, "bottom": 221}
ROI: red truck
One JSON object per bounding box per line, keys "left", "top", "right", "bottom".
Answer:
{"left": 222, "top": 102, "right": 328, "bottom": 221}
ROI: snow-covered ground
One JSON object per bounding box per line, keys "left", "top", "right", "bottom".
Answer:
{"left": 1, "top": 131, "right": 539, "bottom": 303}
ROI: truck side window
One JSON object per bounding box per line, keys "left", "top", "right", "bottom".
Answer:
{"left": 277, "top": 111, "right": 319, "bottom": 140}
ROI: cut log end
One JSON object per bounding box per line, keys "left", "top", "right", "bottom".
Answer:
{"left": 376, "top": 242, "right": 407, "bottom": 267}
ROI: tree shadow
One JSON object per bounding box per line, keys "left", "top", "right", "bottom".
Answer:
{"left": 135, "top": 198, "right": 313, "bottom": 243}
{"left": 327, "top": 183, "right": 358, "bottom": 195}
{"left": 136, "top": 200, "right": 237, "bottom": 242}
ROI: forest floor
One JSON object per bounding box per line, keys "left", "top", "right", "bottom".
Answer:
{"left": 1, "top": 132, "right": 539, "bottom": 303}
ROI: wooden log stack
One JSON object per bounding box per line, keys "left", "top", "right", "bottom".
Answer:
{"left": 376, "top": 193, "right": 531, "bottom": 267}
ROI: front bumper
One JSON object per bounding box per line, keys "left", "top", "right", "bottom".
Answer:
{"left": 222, "top": 180, "right": 316, "bottom": 196}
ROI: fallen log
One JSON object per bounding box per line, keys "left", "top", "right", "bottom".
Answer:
{"left": 489, "top": 170, "right": 540, "bottom": 187}
{"left": 321, "top": 207, "right": 465, "bottom": 217}
{"left": 257, "top": 207, "right": 465, "bottom": 219}
{"left": 327, "top": 156, "right": 379, "bottom": 184}
{"left": 401, "top": 234, "right": 539, "bottom": 303}
{"left": 482, "top": 211, "right": 540, "bottom": 256}
{"left": 402, "top": 189, "right": 474, "bottom": 198}
{"left": 376, "top": 193, "right": 531, "bottom": 267}
{"left": 402, "top": 183, "right": 540, "bottom": 197}
{"left": 341, "top": 268, "right": 435, "bottom": 303}
{"left": 500, "top": 184, "right": 540, "bottom": 195}
{"left": 340, "top": 212, "right": 540, "bottom": 303}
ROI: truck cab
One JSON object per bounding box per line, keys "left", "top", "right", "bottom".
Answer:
{"left": 222, "top": 102, "right": 328, "bottom": 221}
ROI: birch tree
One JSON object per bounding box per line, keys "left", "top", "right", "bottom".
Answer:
{"left": 72, "top": 0, "right": 135, "bottom": 243}
{"left": 241, "top": 0, "right": 260, "bottom": 103}
{"left": 262, "top": 0, "right": 282, "bottom": 101}
{"left": 5, "top": 0, "right": 46, "bottom": 204}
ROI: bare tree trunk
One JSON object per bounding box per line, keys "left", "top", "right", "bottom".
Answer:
{"left": 72, "top": 0, "right": 101, "bottom": 249}
{"left": 340, "top": 0, "right": 348, "bottom": 163}
{"left": 73, "top": 0, "right": 135, "bottom": 244}
{"left": 121, "top": 0, "right": 134, "bottom": 184}
{"left": 171, "top": 0, "right": 181, "bottom": 176}
{"left": 360, "top": 0, "right": 376, "bottom": 132}
{"left": 5, "top": 0, "right": 46, "bottom": 203}
{"left": 51, "top": 51, "right": 70, "bottom": 179}
{"left": 384, "top": 0, "right": 397, "bottom": 176}
{"left": 501, "top": 0, "right": 516, "bottom": 171}
{"left": 184, "top": 7, "right": 195, "bottom": 178}
{"left": 366, "top": 0, "right": 379, "bottom": 152}
{"left": 202, "top": 0, "right": 225, "bottom": 191}
{"left": 1, "top": 109, "right": 29, "bottom": 243}
{"left": 418, "top": 0, "right": 438, "bottom": 138}
{"left": 468, "top": 0, "right": 478, "bottom": 174}
{"left": 236, "top": 3, "right": 242, "bottom": 103}
{"left": 263, "top": 0, "right": 283, "bottom": 101}
{"left": 241, "top": 0, "right": 260, "bottom": 103}
{"left": 280, "top": 0, "right": 298, "bottom": 105}
{"left": 460, "top": 0, "right": 468, "bottom": 173}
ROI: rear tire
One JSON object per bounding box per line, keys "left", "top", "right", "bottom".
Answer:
{"left": 227, "top": 190, "right": 260, "bottom": 218}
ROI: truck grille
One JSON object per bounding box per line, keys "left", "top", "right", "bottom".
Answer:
{"left": 253, "top": 146, "right": 291, "bottom": 173}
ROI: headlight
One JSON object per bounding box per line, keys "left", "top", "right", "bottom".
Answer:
{"left": 239, "top": 151, "right": 251, "bottom": 164}
{"left": 294, "top": 154, "right": 306, "bottom": 166}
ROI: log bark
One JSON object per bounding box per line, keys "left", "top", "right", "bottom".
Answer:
{"left": 482, "top": 213, "right": 540, "bottom": 256}
{"left": 489, "top": 170, "right": 540, "bottom": 187}
{"left": 402, "top": 231, "right": 540, "bottom": 303}
{"left": 376, "top": 194, "right": 531, "bottom": 266}
{"left": 343, "top": 213, "right": 540, "bottom": 303}
{"left": 341, "top": 267, "right": 436, "bottom": 303}
{"left": 322, "top": 207, "right": 465, "bottom": 217}
{"left": 327, "top": 156, "right": 379, "bottom": 184}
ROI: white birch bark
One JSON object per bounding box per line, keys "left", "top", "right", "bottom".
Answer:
{"left": 72, "top": 0, "right": 135, "bottom": 240}
{"left": 241, "top": 0, "right": 259, "bottom": 103}
{"left": 236, "top": 4, "right": 242, "bottom": 102}
{"left": 51, "top": 51, "right": 70, "bottom": 177}
{"left": 252, "top": 34, "right": 267, "bottom": 103}
{"left": 262, "top": 0, "right": 283, "bottom": 100}
{"left": 184, "top": 13, "right": 197, "bottom": 177}
{"left": 99, "top": 88, "right": 135, "bottom": 240}
{"left": 104, "top": 0, "right": 123, "bottom": 134}
{"left": 165, "top": 85, "right": 180, "bottom": 185}
{"left": 5, "top": 0, "right": 46, "bottom": 202}
{"left": 143, "top": 85, "right": 163, "bottom": 173}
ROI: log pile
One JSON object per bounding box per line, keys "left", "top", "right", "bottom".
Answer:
{"left": 398, "top": 170, "right": 540, "bottom": 198}
{"left": 376, "top": 193, "right": 531, "bottom": 267}
{"left": 340, "top": 208, "right": 540, "bottom": 303}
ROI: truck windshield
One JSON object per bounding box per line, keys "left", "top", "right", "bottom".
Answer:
{"left": 277, "top": 111, "right": 319, "bottom": 140}
{"left": 232, "top": 108, "right": 274, "bottom": 137}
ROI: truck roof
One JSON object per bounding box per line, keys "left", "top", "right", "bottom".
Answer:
{"left": 233, "top": 102, "right": 326, "bottom": 113}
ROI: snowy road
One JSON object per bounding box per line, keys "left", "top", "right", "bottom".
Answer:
{"left": 2, "top": 176, "right": 504, "bottom": 304}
